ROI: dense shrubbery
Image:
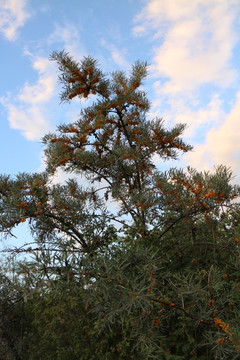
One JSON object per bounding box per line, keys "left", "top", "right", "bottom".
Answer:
{"left": 0, "top": 51, "right": 240, "bottom": 359}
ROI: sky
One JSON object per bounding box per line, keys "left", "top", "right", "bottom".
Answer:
{"left": 0, "top": 0, "right": 240, "bottom": 248}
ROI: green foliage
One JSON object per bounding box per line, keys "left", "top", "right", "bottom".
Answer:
{"left": 0, "top": 51, "right": 240, "bottom": 359}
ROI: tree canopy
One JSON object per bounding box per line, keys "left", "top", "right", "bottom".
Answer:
{"left": 0, "top": 51, "right": 240, "bottom": 359}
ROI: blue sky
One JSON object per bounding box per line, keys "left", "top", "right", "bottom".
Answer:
{"left": 1, "top": 0, "right": 240, "bottom": 177}
{"left": 0, "top": 0, "right": 240, "bottom": 247}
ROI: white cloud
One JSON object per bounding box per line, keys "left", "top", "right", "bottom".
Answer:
{"left": 110, "top": 46, "right": 130, "bottom": 69}
{"left": 100, "top": 39, "right": 130, "bottom": 70}
{"left": 164, "top": 94, "right": 224, "bottom": 138}
{"left": 0, "top": 56, "right": 57, "bottom": 140}
{"left": 185, "top": 91, "right": 240, "bottom": 175}
{"left": 134, "top": 0, "right": 240, "bottom": 177}
{"left": 0, "top": 0, "right": 30, "bottom": 41}
{"left": 1, "top": 23, "right": 89, "bottom": 142}
{"left": 6, "top": 104, "right": 50, "bottom": 140}
{"left": 134, "top": 0, "right": 239, "bottom": 94}
{"left": 48, "top": 23, "right": 86, "bottom": 60}
{"left": 18, "top": 59, "right": 55, "bottom": 105}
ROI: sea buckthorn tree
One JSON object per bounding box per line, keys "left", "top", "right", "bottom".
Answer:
{"left": 0, "top": 51, "right": 240, "bottom": 359}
